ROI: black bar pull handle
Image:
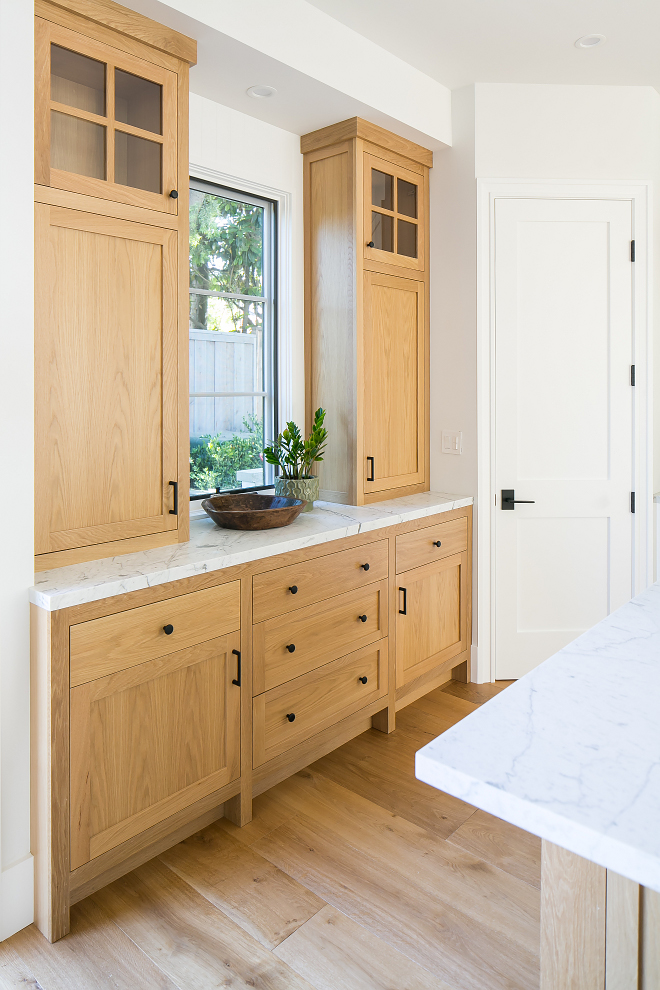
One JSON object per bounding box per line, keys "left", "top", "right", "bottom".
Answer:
{"left": 399, "top": 587, "right": 407, "bottom": 615}
{"left": 501, "top": 489, "right": 535, "bottom": 510}
{"left": 169, "top": 480, "right": 178, "bottom": 515}
{"left": 366, "top": 457, "right": 375, "bottom": 482}
{"left": 232, "top": 648, "right": 241, "bottom": 687}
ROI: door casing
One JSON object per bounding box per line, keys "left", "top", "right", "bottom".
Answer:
{"left": 476, "top": 179, "right": 652, "bottom": 683}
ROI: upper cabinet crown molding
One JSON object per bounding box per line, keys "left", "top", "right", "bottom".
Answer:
{"left": 36, "top": 0, "right": 197, "bottom": 65}
{"left": 300, "top": 116, "right": 433, "bottom": 169}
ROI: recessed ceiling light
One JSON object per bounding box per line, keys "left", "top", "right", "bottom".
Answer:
{"left": 246, "top": 85, "right": 277, "bottom": 99}
{"left": 574, "top": 34, "right": 606, "bottom": 49}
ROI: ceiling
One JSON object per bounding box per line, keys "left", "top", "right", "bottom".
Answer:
{"left": 305, "top": 0, "right": 660, "bottom": 92}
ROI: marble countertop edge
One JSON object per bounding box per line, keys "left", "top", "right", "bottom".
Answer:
{"left": 415, "top": 751, "right": 660, "bottom": 894}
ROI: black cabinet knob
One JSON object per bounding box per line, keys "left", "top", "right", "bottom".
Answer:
{"left": 433, "top": 541, "right": 442, "bottom": 547}
{"left": 286, "top": 712, "right": 296, "bottom": 722}
{"left": 169, "top": 189, "right": 178, "bottom": 199}
{"left": 359, "top": 676, "right": 368, "bottom": 684}
{"left": 289, "top": 585, "right": 298, "bottom": 594}
{"left": 286, "top": 643, "right": 296, "bottom": 653}
{"left": 361, "top": 563, "right": 370, "bottom": 571}
{"left": 358, "top": 614, "right": 368, "bottom": 623}
{"left": 163, "top": 624, "right": 174, "bottom": 635}
{"left": 367, "top": 240, "right": 375, "bottom": 247}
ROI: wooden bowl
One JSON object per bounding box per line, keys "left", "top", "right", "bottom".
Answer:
{"left": 201, "top": 492, "right": 306, "bottom": 530}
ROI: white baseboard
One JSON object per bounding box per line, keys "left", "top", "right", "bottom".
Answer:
{"left": 0, "top": 855, "right": 33, "bottom": 942}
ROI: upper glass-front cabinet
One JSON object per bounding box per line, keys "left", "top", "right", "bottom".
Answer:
{"left": 364, "top": 153, "right": 425, "bottom": 272}
{"left": 37, "top": 19, "right": 178, "bottom": 213}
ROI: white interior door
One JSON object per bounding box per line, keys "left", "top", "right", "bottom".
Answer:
{"left": 494, "top": 198, "right": 633, "bottom": 679}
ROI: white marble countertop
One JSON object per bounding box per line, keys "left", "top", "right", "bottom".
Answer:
{"left": 416, "top": 583, "right": 660, "bottom": 892}
{"left": 31, "top": 491, "right": 472, "bottom": 612}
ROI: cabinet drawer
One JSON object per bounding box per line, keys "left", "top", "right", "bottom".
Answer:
{"left": 70, "top": 582, "right": 241, "bottom": 687}
{"left": 253, "top": 580, "right": 387, "bottom": 694}
{"left": 253, "top": 640, "right": 388, "bottom": 767}
{"left": 396, "top": 516, "right": 468, "bottom": 573}
{"left": 253, "top": 540, "right": 388, "bottom": 622}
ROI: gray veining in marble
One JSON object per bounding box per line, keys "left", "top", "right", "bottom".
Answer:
{"left": 416, "top": 582, "right": 660, "bottom": 892}
{"left": 31, "top": 491, "right": 472, "bottom": 611}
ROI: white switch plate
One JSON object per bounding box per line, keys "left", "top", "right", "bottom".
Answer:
{"left": 442, "top": 430, "right": 463, "bottom": 455}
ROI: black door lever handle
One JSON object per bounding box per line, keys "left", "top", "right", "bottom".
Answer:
{"left": 501, "top": 489, "right": 535, "bottom": 510}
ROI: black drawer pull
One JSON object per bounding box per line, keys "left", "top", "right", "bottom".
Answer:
{"left": 286, "top": 713, "right": 296, "bottom": 722}
{"left": 358, "top": 614, "right": 368, "bottom": 623}
{"left": 289, "top": 585, "right": 298, "bottom": 594}
{"left": 163, "top": 624, "right": 174, "bottom": 635}
{"left": 399, "top": 587, "right": 407, "bottom": 615}
{"left": 169, "top": 189, "right": 179, "bottom": 199}
{"left": 359, "top": 675, "right": 368, "bottom": 684}
{"left": 286, "top": 643, "right": 296, "bottom": 653}
{"left": 169, "top": 480, "right": 178, "bottom": 515}
{"left": 433, "top": 540, "right": 442, "bottom": 547}
{"left": 361, "top": 563, "right": 370, "bottom": 571}
{"left": 232, "top": 648, "right": 241, "bottom": 687}
{"left": 367, "top": 240, "right": 375, "bottom": 248}
{"left": 366, "top": 456, "right": 375, "bottom": 482}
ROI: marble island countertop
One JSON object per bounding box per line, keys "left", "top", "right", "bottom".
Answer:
{"left": 416, "top": 582, "right": 660, "bottom": 892}
{"left": 31, "top": 491, "right": 472, "bottom": 612}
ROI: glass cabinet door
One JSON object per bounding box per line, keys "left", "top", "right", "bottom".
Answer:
{"left": 364, "top": 154, "right": 424, "bottom": 271}
{"left": 38, "top": 18, "right": 177, "bottom": 213}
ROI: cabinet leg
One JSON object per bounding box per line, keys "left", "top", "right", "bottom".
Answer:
{"left": 372, "top": 705, "right": 395, "bottom": 734}
{"left": 224, "top": 790, "right": 252, "bottom": 828}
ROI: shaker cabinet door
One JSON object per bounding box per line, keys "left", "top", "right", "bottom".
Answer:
{"left": 35, "top": 203, "right": 180, "bottom": 554}
{"left": 363, "top": 270, "right": 426, "bottom": 495}
{"left": 396, "top": 552, "right": 469, "bottom": 687}
{"left": 69, "top": 632, "right": 241, "bottom": 870}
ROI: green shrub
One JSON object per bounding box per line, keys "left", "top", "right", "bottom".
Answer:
{"left": 190, "top": 416, "right": 263, "bottom": 491}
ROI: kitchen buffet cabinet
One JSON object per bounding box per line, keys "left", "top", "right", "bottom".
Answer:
{"left": 32, "top": 505, "right": 471, "bottom": 941}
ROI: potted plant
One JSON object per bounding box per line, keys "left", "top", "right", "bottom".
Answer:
{"left": 264, "top": 408, "right": 328, "bottom": 512}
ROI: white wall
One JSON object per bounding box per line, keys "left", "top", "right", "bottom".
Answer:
{"left": 0, "top": 0, "right": 34, "bottom": 940}
{"left": 189, "top": 93, "right": 305, "bottom": 429}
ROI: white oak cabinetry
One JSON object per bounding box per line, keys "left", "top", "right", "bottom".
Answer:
{"left": 32, "top": 506, "right": 471, "bottom": 942}
{"left": 34, "top": 0, "right": 196, "bottom": 570}
{"left": 302, "top": 118, "right": 431, "bottom": 505}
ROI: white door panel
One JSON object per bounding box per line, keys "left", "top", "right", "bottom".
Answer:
{"left": 495, "top": 199, "right": 633, "bottom": 679}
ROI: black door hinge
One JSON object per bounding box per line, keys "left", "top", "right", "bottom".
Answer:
{"left": 631, "top": 240, "right": 636, "bottom": 262}
{"left": 631, "top": 365, "right": 636, "bottom": 386}
{"left": 631, "top": 492, "right": 636, "bottom": 514}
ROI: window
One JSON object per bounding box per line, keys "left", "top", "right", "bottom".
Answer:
{"left": 189, "top": 179, "right": 277, "bottom": 498}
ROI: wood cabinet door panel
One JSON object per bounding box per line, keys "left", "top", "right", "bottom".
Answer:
{"left": 253, "top": 581, "right": 388, "bottom": 695}
{"left": 36, "top": 18, "right": 178, "bottom": 214}
{"left": 396, "top": 553, "right": 468, "bottom": 687}
{"left": 34, "top": 204, "right": 179, "bottom": 554}
{"left": 253, "top": 640, "right": 388, "bottom": 767}
{"left": 70, "top": 634, "right": 240, "bottom": 869}
{"left": 396, "top": 516, "right": 468, "bottom": 574}
{"left": 252, "top": 540, "right": 388, "bottom": 623}
{"left": 70, "top": 581, "right": 241, "bottom": 686}
{"left": 363, "top": 152, "right": 425, "bottom": 273}
{"left": 363, "top": 271, "right": 425, "bottom": 495}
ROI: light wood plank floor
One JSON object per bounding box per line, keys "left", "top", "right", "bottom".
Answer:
{"left": 0, "top": 679, "right": 541, "bottom": 990}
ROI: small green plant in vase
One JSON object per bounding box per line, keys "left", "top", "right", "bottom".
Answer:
{"left": 264, "top": 408, "right": 328, "bottom": 512}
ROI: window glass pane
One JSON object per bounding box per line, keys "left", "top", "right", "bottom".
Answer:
{"left": 189, "top": 190, "right": 264, "bottom": 296}
{"left": 190, "top": 400, "right": 265, "bottom": 495}
{"left": 397, "top": 219, "right": 418, "bottom": 258}
{"left": 51, "top": 44, "right": 105, "bottom": 115}
{"left": 372, "top": 169, "right": 393, "bottom": 211}
{"left": 189, "top": 183, "right": 274, "bottom": 498}
{"left": 372, "top": 211, "right": 393, "bottom": 252}
{"left": 51, "top": 110, "right": 105, "bottom": 178}
{"left": 115, "top": 69, "right": 162, "bottom": 134}
{"left": 397, "top": 178, "right": 418, "bottom": 218}
{"left": 115, "top": 130, "right": 162, "bottom": 193}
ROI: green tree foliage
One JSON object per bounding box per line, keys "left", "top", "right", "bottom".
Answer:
{"left": 190, "top": 416, "right": 264, "bottom": 492}
{"left": 189, "top": 191, "right": 264, "bottom": 333}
